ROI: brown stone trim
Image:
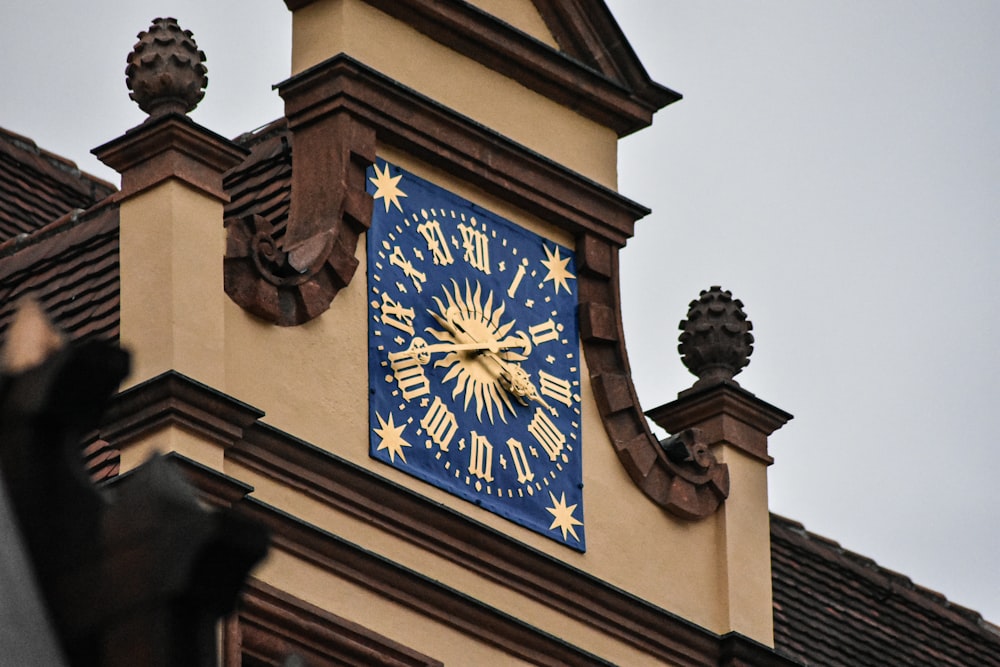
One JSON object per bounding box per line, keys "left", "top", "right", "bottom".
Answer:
{"left": 97, "top": 375, "right": 790, "bottom": 665}
{"left": 362, "top": 0, "right": 679, "bottom": 136}
{"left": 226, "top": 579, "right": 444, "bottom": 667}
{"left": 282, "top": 0, "right": 678, "bottom": 136}
{"left": 646, "top": 384, "right": 793, "bottom": 465}
{"left": 274, "top": 55, "right": 649, "bottom": 247}
{"left": 577, "top": 243, "right": 731, "bottom": 519}
{"left": 237, "top": 496, "right": 618, "bottom": 667}
{"left": 532, "top": 0, "right": 677, "bottom": 110}
{"left": 98, "top": 371, "right": 263, "bottom": 451}
{"left": 93, "top": 113, "right": 248, "bottom": 201}
{"left": 229, "top": 422, "right": 720, "bottom": 665}
{"left": 161, "top": 452, "right": 257, "bottom": 509}
{"left": 224, "top": 81, "right": 377, "bottom": 326}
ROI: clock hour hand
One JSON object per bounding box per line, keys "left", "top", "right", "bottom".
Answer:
{"left": 429, "top": 308, "right": 532, "bottom": 359}
{"left": 493, "top": 359, "right": 557, "bottom": 415}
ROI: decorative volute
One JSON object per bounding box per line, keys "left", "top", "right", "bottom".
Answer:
{"left": 126, "top": 18, "right": 208, "bottom": 118}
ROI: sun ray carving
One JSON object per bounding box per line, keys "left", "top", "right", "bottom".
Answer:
{"left": 426, "top": 279, "right": 525, "bottom": 424}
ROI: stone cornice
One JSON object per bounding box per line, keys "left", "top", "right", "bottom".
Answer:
{"left": 646, "top": 384, "right": 793, "bottom": 465}
{"left": 98, "top": 371, "right": 263, "bottom": 450}
{"left": 93, "top": 113, "right": 248, "bottom": 201}
{"left": 227, "top": 579, "right": 445, "bottom": 666}
{"left": 238, "top": 496, "right": 618, "bottom": 666}
{"left": 282, "top": 0, "right": 679, "bottom": 136}
{"left": 96, "top": 374, "right": 794, "bottom": 664}
{"left": 276, "top": 55, "right": 650, "bottom": 246}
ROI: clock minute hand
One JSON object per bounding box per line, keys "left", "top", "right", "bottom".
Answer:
{"left": 484, "top": 354, "right": 557, "bottom": 416}
{"left": 419, "top": 337, "right": 525, "bottom": 355}
{"left": 394, "top": 335, "right": 528, "bottom": 365}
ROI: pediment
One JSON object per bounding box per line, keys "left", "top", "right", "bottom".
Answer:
{"left": 287, "top": 0, "right": 679, "bottom": 135}
{"left": 531, "top": 0, "right": 676, "bottom": 111}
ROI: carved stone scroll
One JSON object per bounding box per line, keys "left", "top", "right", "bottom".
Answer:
{"left": 223, "top": 101, "right": 376, "bottom": 325}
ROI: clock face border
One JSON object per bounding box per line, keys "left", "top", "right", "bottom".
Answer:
{"left": 366, "top": 159, "right": 585, "bottom": 551}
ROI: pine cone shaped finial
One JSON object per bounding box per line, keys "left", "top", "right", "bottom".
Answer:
{"left": 125, "top": 18, "right": 208, "bottom": 117}
{"left": 678, "top": 286, "right": 754, "bottom": 389}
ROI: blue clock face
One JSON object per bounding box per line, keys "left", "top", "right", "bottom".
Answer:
{"left": 366, "top": 159, "right": 585, "bottom": 551}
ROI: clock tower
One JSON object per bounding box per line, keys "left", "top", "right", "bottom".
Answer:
{"left": 92, "top": 1, "right": 793, "bottom": 664}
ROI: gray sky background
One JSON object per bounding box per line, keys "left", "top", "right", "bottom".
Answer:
{"left": 3, "top": 1, "right": 998, "bottom": 623}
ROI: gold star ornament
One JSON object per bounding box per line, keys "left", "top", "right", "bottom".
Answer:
{"left": 546, "top": 491, "right": 583, "bottom": 543}
{"left": 540, "top": 244, "right": 575, "bottom": 294}
{"left": 369, "top": 162, "right": 408, "bottom": 213}
{"left": 373, "top": 412, "right": 412, "bottom": 463}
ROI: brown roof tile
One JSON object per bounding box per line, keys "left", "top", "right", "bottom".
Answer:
{"left": 771, "top": 513, "right": 1000, "bottom": 667}
{"left": 0, "top": 204, "right": 120, "bottom": 344}
{"left": 0, "top": 127, "right": 117, "bottom": 241}
{"left": 225, "top": 119, "right": 291, "bottom": 240}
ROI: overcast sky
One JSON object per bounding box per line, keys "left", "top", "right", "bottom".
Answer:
{"left": 3, "top": 1, "right": 998, "bottom": 624}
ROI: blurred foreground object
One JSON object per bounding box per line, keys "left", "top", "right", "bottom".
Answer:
{"left": 0, "top": 300, "right": 269, "bottom": 667}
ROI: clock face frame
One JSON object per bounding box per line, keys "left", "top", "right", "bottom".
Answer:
{"left": 366, "top": 159, "right": 585, "bottom": 551}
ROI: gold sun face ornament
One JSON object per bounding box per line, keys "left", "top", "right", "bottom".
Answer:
{"left": 425, "top": 278, "right": 536, "bottom": 425}
{"left": 366, "top": 159, "right": 585, "bottom": 551}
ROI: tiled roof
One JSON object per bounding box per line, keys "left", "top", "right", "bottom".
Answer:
{"left": 771, "top": 513, "right": 1000, "bottom": 666}
{"left": 225, "top": 119, "right": 291, "bottom": 237}
{"left": 0, "top": 204, "right": 119, "bottom": 344}
{"left": 0, "top": 127, "right": 116, "bottom": 241}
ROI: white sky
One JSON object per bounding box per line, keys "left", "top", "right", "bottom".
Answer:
{"left": 2, "top": 1, "right": 998, "bottom": 624}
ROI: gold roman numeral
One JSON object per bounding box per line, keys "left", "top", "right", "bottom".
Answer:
{"left": 527, "top": 407, "right": 565, "bottom": 461}
{"left": 506, "top": 437, "right": 534, "bottom": 484}
{"left": 468, "top": 431, "right": 494, "bottom": 482}
{"left": 538, "top": 370, "right": 574, "bottom": 407}
{"left": 378, "top": 292, "right": 415, "bottom": 335}
{"left": 387, "top": 349, "right": 430, "bottom": 401}
{"left": 387, "top": 244, "right": 427, "bottom": 292}
{"left": 528, "top": 318, "right": 563, "bottom": 345}
{"left": 417, "top": 216, "right": 454, "bottom": 266}
{"left": 421, "top": 396, "right": 458, "bottom": 452}
{"left": 457, "top": 220, "right": 491, "bottom": 274}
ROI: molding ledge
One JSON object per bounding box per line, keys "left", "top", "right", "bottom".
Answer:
{"left": 96, "top": 374, "right": 795, "bottom": 665}
{"left": 93, "top": 113, "right": 248, "bottom": 202}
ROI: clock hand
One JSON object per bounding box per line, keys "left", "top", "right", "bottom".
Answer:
{"left": 493, "top": 359, "right": 558, "bottom": 416}
{"left": 392, "top": 333, "right": 530, "bottom": 364}
{"left": 430, "top": 306, "right": 554, "bottom": 414}
{"left": 411, "top": 337, "right": 528, "bottom": 356}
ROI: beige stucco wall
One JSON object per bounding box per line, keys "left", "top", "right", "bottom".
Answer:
{"left": 118, "top": 180, "right": 227, "bottom": 390}
{"left": 289, "top": 0, "right": 618, "bottom": 189}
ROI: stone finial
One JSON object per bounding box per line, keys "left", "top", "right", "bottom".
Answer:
{"left": 126, "top": 18, "right": 208, "bottom": 117}
{"left": 678, "top": 286, "right": 754, "bottom": 389}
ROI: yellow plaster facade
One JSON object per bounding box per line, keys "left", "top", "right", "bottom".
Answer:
{"left": 289, "top": 0, "right": 618, "bottom": 189}
{"left": 118, "top": 179, "right": 227, "bottom": 389}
